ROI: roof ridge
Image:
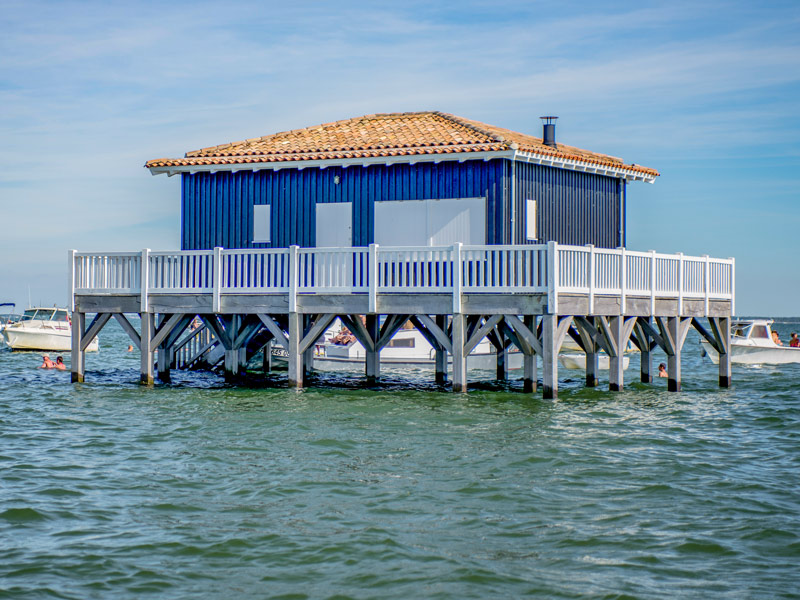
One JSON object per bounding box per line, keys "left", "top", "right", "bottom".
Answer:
{"left": 430, "top": 111, "right": 510, "bottom": 146}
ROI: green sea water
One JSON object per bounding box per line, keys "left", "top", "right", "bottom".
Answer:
{"left": 1, "top": 319, "right": 799, "bottom": 599}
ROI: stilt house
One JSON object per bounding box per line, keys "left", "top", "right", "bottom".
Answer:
{"left": 145, "top": 112, "right": 659, "bottom": 250}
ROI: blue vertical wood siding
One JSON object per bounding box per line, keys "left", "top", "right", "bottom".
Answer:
{"left": 513, "top": 162, "right": 623, "bottom": 249}
{"left": 180, "top": 158, "right": 625, "bottom": 250}
{"left": 181, "top": 159, "right": 506, "bottom": 250}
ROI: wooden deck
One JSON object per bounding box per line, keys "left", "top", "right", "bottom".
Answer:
{"left": 69, "top": 242, "right": 735, "bottom": 397}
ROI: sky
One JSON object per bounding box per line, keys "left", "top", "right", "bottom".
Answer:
{"left": 1, "top": 0, "right": 799, "bottom": 315}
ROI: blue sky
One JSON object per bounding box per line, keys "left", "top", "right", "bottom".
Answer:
{"left": 1, "top": 0, "right": 798, "bottom": 315}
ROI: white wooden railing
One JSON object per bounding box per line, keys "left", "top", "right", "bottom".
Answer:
{"left": 69, "top": 242, "right": 735, "bottom": 315}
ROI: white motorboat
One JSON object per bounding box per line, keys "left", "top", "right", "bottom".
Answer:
{"left": 559, "top": 353, "right": 630, "bottom": 370}
{"left": 278, "top": 321, "right": 524, "bottom": 372}
{"left": 700, "top": 319, "right": 800, "bottom": 364}
{"left": 1, "top": 307, "right": 99, "bottom": 352}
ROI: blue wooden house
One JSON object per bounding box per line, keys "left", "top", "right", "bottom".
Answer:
{"left": 145, "top": 111, "right": 658, "bottom": 251}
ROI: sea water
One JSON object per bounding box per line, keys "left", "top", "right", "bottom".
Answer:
{"left": 1, "top": 319, "right": 799, "bottom": 599}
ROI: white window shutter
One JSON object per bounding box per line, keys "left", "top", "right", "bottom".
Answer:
{"left": 253, "top": 205, "right": 270, "bottom": 243}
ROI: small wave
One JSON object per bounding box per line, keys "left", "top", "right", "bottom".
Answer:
{"left": 0, "top": 507, "right": 49, "bottom": 523}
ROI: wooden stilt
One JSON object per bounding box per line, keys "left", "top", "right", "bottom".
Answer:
{"left": 365, "top": 314, "right": 379, "bottom": 384}
{"left": 667, "top": 317, "right": 681, "bottom": 392}
{"left": 287, "top": 312, "right": 303, "bottom": 388}
{"left": 523, "top": 315, "right": 537, "bottom": 393}
{"left": 158, "top": 347, "right": 171, "bottom": 383}
{"left": 608, "top": 316, "right": 625, "bottom": 392}
{"left": 496, "top": 326, "right": 508, "bottom": 381}
{"left": 140, "top": 312, "right": 155, "bottom": 385}
{"left": 717, "top": 317, "right": 732, "bottom": 388}
{"left": 586, "top": 350, "right": 599, "bottom": 387}
{"left": 435, "top": 315, "right": 447, "bottom": 385}
{"left": 542, "top": 314, "right": 558, "bottom": 400}
{"left": 452, "top": 313, "right": 467, "bottom": 392}
{"left": 636, "top": 319, "right": 653, "bottom": 383}
{"left": 263, "top": 341, "right": 272, "bottom": 373}
{"left": 70, "top": 311, "right": 85, "bottom": 383}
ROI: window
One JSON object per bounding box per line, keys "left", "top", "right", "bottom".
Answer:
{"left": 526, "top": 199, "right": 537, "bottom": 241}
{"left": 253, "top": 205, "right": 271, "bottom": 243}
{"left": 751, "top": 325, "right": 768, "bottom": 339}
{"left": 387, "top": 337, "right": 415, "bottom": 348}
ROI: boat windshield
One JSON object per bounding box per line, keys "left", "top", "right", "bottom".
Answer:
{"left": 751, "top": 325, "right": 769, "bottom": 339}
{"left": 54, "top": 310, "right": 69, "bottom": 322}
{"left": 20, "top": 309, "right": 56, "bottom": 321}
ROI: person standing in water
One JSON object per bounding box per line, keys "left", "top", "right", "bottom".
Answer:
{"left": 54, "top": 356, "right": 67, "bottom": 370}
{"left": 39, "top": 355, "right": 55, "bottom": 369}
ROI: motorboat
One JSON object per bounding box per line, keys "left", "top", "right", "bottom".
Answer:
{"left": 315, "top": 328, "right": 525, "bottom": 372}
{"left": 559, "top": 353, "right": 630, "bottom": 371}
{"left": 0, "top": 303, "right": 19, "bottom": 342}
{"left": 271, "top": 321, "right": 524, "bottom": 372}
{"left": 700, "top": 319, "right": 800, "bottom": 364}
{"left": 1, "top": 307, "right": 99, "bottom": 352}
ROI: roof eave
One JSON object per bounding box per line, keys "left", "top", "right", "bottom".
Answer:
{"left": 146, "top": 150, "right": 516, "bottom": 176}
{"left": 512, "top": 149, "right": 658, "bottom": 184}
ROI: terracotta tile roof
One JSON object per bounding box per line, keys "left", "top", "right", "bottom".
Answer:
{"left": 145, "top": 111, "right": 659, "bottom": 178}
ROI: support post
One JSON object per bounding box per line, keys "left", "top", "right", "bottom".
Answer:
{"left": 496, "top": 326, "right": 508, "bottom": 381}
{"left": 608, "top": 316, "right": 624, "bottom": 392}
{"left": 223, "top": 315, "right": 241, "bottom": 382}
{"left": 140, "top": 312, "right": 155, "bottom": 385}
{"left": 156, "top": 314, "right": 171, "bottom": 383}
{"left": 667, "top": 316, "right": 681, "bottom": 392}
{"left": 639, "top": 319, "right": 653, "bottom": 383}
{"left": 452, "top": 313, "right": 467, "bottom": 392}
{"left": 263, "top": 341, "right": 272, "bottom": 373}
{"left": 287, "top": 311, "right": 303, "bottom": 388}
{"left": 586, "top": 349, "right": 599, "bottom": 388}
{"left": 70, "top": 311, "right": 85, "bottom": 383}
{"left": 542, "top": 314, "right": 558, "bottom": 400}
{"left": 523, "top": 315, "right": 537, "bottom": 393}
{"left": 365, "top": 314, "right": 380, "bottom": 384}
{"left": 718, "top": 316, "right": 731, "bottom": 388}
{"left": 435, "top": 314, "right": 447, "bottom": 385}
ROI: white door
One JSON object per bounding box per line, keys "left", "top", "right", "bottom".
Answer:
{"left": 316, "top": 202, "right": 352, "bottom": 247}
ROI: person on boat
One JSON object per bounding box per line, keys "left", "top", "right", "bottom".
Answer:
{"left": 790, "top": 332, "right": 800, "bottom": 347}
{"left": 39, "top": 355, "right": 55, "bottom": 369}
{"left": 772, "top": 330, "right": 783, "bottom": 346}
{"left": 658, "top": 363, "right": 668, "bottom": 378}
{"left": 331, "top": 327, "right": 355, "bottom": 345}
{"left": 54, "top": 356, "right": 66, "bottom": 371}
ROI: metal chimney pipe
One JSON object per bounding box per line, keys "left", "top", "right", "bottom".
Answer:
{"left": 540, "top": 116, "right": 558, "bottom": 148}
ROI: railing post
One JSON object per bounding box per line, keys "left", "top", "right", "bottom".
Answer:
{"left": 547, "top": 241, "right": 558, "bottom": 314}
{"left": 649, "top": 249, "right": 656, "bottom": 316}
{"left": 289, "top": 245, "right": 298, "bottom": 313}
{"left": 68, "top": 250, "right": 76, "bottom": 312}
{"left": 704, "top": 254, "right": 710, "bottom": 316}
{"left": 452, "top": 242, "right": 462, "bottom": 313}
{"left": 618, "top": 246, "right": 626, "bottom": 314}
{"left": 369, "top": 243, "right": 378, "bottom": 313}
{"left": 212, "top": 247, "right": 223, "bottom": 313}
{"left": 730, "top": 257, "right": 736, "bottom": 316}
{"left": 587, "top": 244, "right": 595, "bottom": 314}
{"left": 677, "top": 252, "right": 684, "bottom": 316}
{"left": 140, "top": 248, "right": 150, "bottom": 313}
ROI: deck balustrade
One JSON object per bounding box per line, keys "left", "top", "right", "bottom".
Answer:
{"left": 70, "top": 242, "right": 734, "bottom": 313}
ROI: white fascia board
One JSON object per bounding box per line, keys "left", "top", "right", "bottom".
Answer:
{"left": 148, "top": 150, "right": 516, "bottom": 177}
{"left": 147, "top": 148, "right": 656, "bottom": 183}
{"left": 511, "top": 150, "right": 657, "bottom": 184}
